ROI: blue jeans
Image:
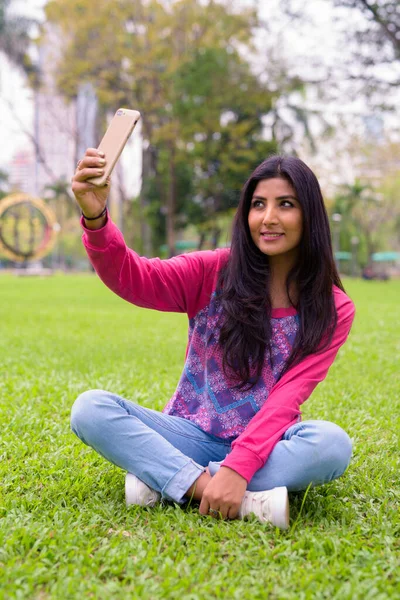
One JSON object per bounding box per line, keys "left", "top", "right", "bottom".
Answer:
{"left": 71, "top": 390, "right": 352, "bottom": 503}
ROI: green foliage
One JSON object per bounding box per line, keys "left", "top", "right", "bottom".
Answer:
{"left": 41, "top": 0, "right": 285, "bottom": 251}
{"left": 0, "top": 168, "right": 9, "bottom": 199}
{"left": 143, "top": 151, "right": 196, "bottom": 248}
{"left": 0, "top": 274, "right": 399, "bottom": 598}
{"left": 173, "top": 45, "right": 278, "bottom": 203}
{"left": 332, "top": 174, "right": 400, "bottom": 265}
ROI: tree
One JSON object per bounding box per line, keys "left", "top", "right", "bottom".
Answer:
{"left": 0, "top": 0, "right": 37, "bottom": 79}
{"left": 42, "top": 0, "right": 286, "bottom": 254}
{"left": 336, "top": 0, "right": 399, "bottom": 60}
{"left": 333, "top": 0, "right": 400, "bottom": 100}
{"left": 332, "top": 168, "right": 400, "bottom": 265}
{"left": 282, "top": 0, "right": 400, "bottom": 101}
{"left": 0, "top": 169, "right": 9, "bottom": 200}
{"left": 332, "top": 181, "right": 377, "bottom": 263}
{"left": 170, "top": 45, "right": 278, "bottom": 248}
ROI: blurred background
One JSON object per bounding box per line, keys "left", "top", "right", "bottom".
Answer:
{"left": 0, "top": 0, "right": 399, "bottom": 276}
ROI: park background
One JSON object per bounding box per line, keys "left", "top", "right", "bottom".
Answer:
{"left": 0, "top": 1, "right": 399, "bottom": 599}
{"left": 0, "top": 0, "right": 399, "bottom": 271}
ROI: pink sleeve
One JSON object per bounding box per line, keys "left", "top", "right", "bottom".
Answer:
{"left": 81, "top": 215, "right": 226, "bottom": 318}
{"left": 222, "top": 290, "right": 356, "bottom": 482}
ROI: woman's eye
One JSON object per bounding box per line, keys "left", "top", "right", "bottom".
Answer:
{"left": 281, "top": 201, "right": 294, "bottom": 208}
{"left": 252, "top": 200, "right": 264, "bottom": 208}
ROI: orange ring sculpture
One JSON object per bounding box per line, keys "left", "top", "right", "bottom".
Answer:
{"left": 0, "top": 193, "right": 58, "bottom": 262}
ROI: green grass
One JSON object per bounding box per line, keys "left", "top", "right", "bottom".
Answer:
{"left": 0, "top": 274, "right": 398, "bottom": 599}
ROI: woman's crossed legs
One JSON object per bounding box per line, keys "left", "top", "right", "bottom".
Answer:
{"left": 71, "top": 389, "right": 352, "bottom": 504}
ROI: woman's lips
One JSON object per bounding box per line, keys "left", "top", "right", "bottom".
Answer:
{"left": 260, "top": 232, "right": 284, "bottom": 240}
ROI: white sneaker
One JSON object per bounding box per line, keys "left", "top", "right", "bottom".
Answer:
{"left": 239, "top": 486, "right": 289, "bottom": 529}
{"left": 125, "top": 473, "right": 161, "bottom": 507}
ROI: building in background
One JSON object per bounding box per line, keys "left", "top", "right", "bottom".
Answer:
{"left": 33, "top": 25, "right": 98, "bottom": 196}
{"left": 9, "top": 150, "right": 36, "bottom": 194}
{"left": 31, "top": 24, "right": 141, "bottom": 230}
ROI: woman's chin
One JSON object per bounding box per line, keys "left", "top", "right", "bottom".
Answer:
{"left": 257, "top": 245, "right": 286, "bottom": 256}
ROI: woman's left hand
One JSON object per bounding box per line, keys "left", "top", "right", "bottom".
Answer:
{"left": 199, "top": 466, "right": 247, "bottom": 520}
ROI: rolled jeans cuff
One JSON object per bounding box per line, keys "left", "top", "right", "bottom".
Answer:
{"left": 162, "top": 459, "right": 205, "bottom": 503}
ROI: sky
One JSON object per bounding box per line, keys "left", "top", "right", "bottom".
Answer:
{"left": 0, "top": 0, "right": 45, "bottom": 167}
{"left": 0, "top": 57, "right": 34, "bottom": 165}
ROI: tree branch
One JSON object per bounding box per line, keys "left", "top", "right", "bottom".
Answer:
{"left": 1, "top": 96, "right": 75, "bottom": 200}
{"left": 357, "top": 0, "right": 400, "bottom": 56}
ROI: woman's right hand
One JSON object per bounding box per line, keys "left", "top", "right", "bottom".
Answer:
{"left": 71, "top": 148, "right": 110, "bottom": 223}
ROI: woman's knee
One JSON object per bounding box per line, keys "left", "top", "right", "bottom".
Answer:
{"left": 311, "top": 420, "right": 352, "bottom": 478}
{"left": 70, "top": 389, "right": 108, "bottom": 442}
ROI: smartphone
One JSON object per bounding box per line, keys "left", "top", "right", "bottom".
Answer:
{"left": 89, "top": 108, "right": 141, "bottom": 186}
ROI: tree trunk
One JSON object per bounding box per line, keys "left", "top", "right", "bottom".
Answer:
{"left": 365, "top": 229, "right": 376, "bottom": 265}
{"left": 115, "top": 160, "right": 127, "bottom": 234}
{"left": 197, "top": 231, "right": 206, "bottom": 250}
{"left": 211, "top": 227, "right": 222, "bottom": 250}
{"left": 139, "top": 143, "right": 154, "bottom": 256}
{"left": 166, "top": 145, "right": 176, "bottom": 258}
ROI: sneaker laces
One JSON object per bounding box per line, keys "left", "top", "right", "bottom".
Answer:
{"left": 240, "top": 490, "right": 272, "bottom": 521}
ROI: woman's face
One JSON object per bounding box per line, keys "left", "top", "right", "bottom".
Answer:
{"left": 248, "top": 177, "right": 303, "bottom": 261}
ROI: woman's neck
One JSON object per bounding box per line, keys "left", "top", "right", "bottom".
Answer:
{"left": 268, "top": 255, "right": 298, "bottom": 309}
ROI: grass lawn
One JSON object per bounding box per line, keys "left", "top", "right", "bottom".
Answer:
{"left": 0, "top": 273, "right": 398, "bottom": 599}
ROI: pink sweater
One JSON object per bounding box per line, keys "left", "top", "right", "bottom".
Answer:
{"left": 82, "top": 217, "right": 355, "bottom": 482}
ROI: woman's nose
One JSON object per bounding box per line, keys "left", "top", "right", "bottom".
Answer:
{"left": 262, "top": 206, "right": 279, "bottom": 225}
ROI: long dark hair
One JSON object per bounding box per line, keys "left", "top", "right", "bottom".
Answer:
{"left": 218, "top": 155, "right": 344, "bottom": 389}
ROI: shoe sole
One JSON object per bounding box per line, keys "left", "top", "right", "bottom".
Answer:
{"left": 270, "top": 486, "right": 290, "bottom": 529}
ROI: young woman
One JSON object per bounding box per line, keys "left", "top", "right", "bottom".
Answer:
{"left": 70, "top": 151, "right": 355, "bottom": 529}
